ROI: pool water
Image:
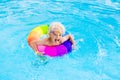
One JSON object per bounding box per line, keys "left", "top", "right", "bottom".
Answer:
{"left": 0, "top": 0, "right": 120, "bottom": 80}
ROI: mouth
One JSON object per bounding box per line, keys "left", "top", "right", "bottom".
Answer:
{"left": 55, "top": 39, "right": 60, "bottom": 43}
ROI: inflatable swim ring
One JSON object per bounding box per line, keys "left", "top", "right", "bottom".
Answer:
{"left": 27, "top": 25, "right": 72, "bottom": 57}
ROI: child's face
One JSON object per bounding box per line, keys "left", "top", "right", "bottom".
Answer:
{"left": 50, "top": 30, "right": 63, "bottom": 45}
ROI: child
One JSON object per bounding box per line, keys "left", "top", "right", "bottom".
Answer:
{"left": 29, "top": 22, "right": 75, "bottom": 55}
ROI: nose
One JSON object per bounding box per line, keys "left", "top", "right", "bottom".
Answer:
{"left": 56, "top": 35, "right": 59, "bottom": 38}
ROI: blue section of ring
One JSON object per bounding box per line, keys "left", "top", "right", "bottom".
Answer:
{"left": 62, "top": 39, "right": 72, "bottom": 52}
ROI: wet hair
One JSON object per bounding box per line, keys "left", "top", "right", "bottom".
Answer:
{"left": 49, "top": 22, "right": 65, "bottom": 34}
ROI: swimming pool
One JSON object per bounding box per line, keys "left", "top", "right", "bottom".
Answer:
{"left": 0, "top": 0, "right": 120, "bottom": 80}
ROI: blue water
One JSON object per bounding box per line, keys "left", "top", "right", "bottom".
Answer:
{"left": 0, "top": 0, "right": 120, "bottom": 80}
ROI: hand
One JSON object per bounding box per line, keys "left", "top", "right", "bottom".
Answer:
{"left": 72, "top": 44, "right": 75, "bottom": 50}
{"left": 35, "top": 51, "right": 43, "bottom": 55}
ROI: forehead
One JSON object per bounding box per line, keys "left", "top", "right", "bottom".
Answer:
{"left": 51, "top": 28, "right": 62, "bottom": 33}
{"left": 53, "top": 30, "right": 61, "bottom": 34}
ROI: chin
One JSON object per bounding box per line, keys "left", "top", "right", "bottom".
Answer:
{"left": 54, "top": 42, "right": 60, "bottom": 45}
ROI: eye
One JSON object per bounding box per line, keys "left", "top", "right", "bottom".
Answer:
{"left": 59, "top": 34, "right": 62, "bottom": 36}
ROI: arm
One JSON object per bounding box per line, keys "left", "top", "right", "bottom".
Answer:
{"left": 62, "top": 34, "right": 75, "bottom": 46}
{"left": 29, "top": 40, "right": 44, "bottom": 55}
{"left": 29, "top": 41, "right": 38, "bottom": 52}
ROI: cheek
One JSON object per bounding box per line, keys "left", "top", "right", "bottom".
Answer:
{"left": 59, "top": 36, "right": 62, "bottom": 39}
{"left": 60, "top": 36, "right": 62, "bottom": 38}
{"left": 51, "top": 35, "right": 55, "bottom": 39}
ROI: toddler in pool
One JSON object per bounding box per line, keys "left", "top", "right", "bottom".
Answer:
{"left": 30, "top": 22, "right": 75, "bottom": 55}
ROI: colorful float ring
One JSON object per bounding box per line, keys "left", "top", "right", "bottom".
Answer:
{"left": 27, "top": 25, "right": 72, "bottom": 57}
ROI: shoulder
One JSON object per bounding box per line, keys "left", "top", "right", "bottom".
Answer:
{"left": 63, "top": 34, "right": 71, "bottom": 39}
{"left": 42, "top": 38, "right": 52, "bottom": 46}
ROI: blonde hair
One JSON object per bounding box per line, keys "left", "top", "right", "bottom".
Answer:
{"left": 49, "top": 22, "right": 65, "bottom": 34}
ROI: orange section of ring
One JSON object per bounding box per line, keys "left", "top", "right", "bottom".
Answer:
{"left": 27, "top": 27, "right": 43, "bottom": 45}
